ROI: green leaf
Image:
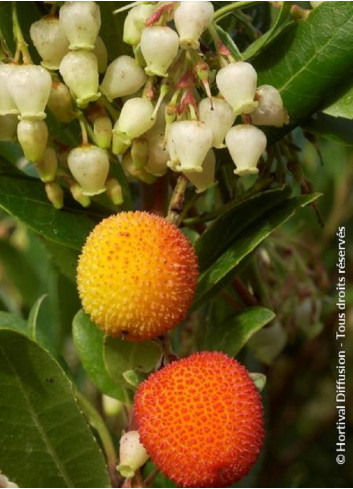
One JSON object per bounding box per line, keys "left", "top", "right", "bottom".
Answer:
{"left": 202, "top": 306, "right": 275, "bottom": 356}
{"left": 323, "top": 83, "right": 353, "bottom": 119}
{"left": 249, "top": 372, "right": 267, "bottom": 392}
{"left": 303, "top": 113, "right": 353, "bottom": 146}
{"left": 0, "top": 329, "right": 110, "bottom": 488}
{"left": 44, "top": 240, "right": 79, "bottom": 283}
{"left": 213, "top": 23, "right": 243, "bottom": 60}
{"left": 193, "top": 193, "right": 320, "bottom": 309}
{"left": 72, "top": 310, "right": 126, "bottom": 401}
{"left": 195, "top": 187, "right": 291, "bottom": 272}
{"left": 27, "top": 294, "right": 48, "bottom": 340}
{"left": 0, "top": 311, "right": 27, "bottom": 334}
{"left": 253, "top": 2, "right": 353, "bottom": 139}
{"left": 0, "top": 164, "right": 97, "bottom": 251}
{"left": 243, "top": 2, "right": 293, "bottom": 60}
{"left": 104, "top": 336, "right": 163, "bottom": 385}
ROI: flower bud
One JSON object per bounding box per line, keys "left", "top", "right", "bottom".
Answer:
{"left": 122, "top": 150, "right": 156, "bottom": 184}
{"left": 35, "top": 146, "right": 58, "bottom": 182}
{"left": 0, "top": 473, "right": 18, "bottom": 488}
{"left": 68, "top": 145, "right": 109, "bottom": 195}
{"left": 30, "top": 16, "right": 69, "bottom": 70}
{"left": 45, "top": 181, "right": 64, "bottom": 209}
{"left": 94, "top": 115, "right": 112, "bottom": 149}
{"left": 174, "top": 1, "right": 214, "bottom": 49}
{"left": 0, "top": 63, "right": 19, "bottom": 116}
{"left": 216, "top": 62, "right": 258, "bottom": 116}
{"left": 117, "top": 97, "right": 155, "bottom": 142}
{"left": 167, "top": 121, "right": 213, "bottom": 172}
{"left": 59, "top": 1, "right": 101, "bottom": 50}
{"left": 0, "top": 114, "right": 18, "bottom": 141}
{"left": 70, "top": 182, "right": 91, "bottom": 207}
{"left": 145, "top": 133, "right": 169, "bottom": 176}
{"left": 123, "top": 4, "right": 156, "bottom": 46}
{"left": 186, "top": 149, "right": 216, "bottom": 193}
{"left": 100, "top": 56, "right": 146, "bottom": 101}
{"left": 93, "top": 36, "right": 108, "bottom": 74}
{"left": 47, "top": 81, "right": 76, "bottom": 123}
{"left": 106, "top": 178, "right": 123, "bottom": 205}
{"left": 225, "top": 124, "right": 267, "bottom": 176}
{"left": 117, "top": 431, "right": 149, "bottom": 479}
{"left": 199, "top": 97, "right": 235, "bottom": 148}
{"left": 9, "top": 65, "right": 52, "bottom": 120}
{"left": 140, "top": 26, "right": 179, "bottom": 77}
{"left": 59, "top": 50, "right": 100, "bottom": 107}
{"left": 131, "top": 138, "right": 149, "bottom": 169}
{"left": 251, "top": 85, "right": 289, "bottom": 127}
{"left": 17, "top": 120, "right": 48, "bottom": 162}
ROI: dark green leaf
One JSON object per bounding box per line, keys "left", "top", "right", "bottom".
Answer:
{"left": 253, "top": 2, "right": 353, "bottom": 140}
{"left": 44, "top": 240, "right": 79, "bottom": 283}
{"left": 104, "top": 336, "right": 162, "bottom": 385}
{"left": 202, "top": 306, "right": 275, "bottom": 356}
{"left": 0, "top": 329, "right": 110, "bottom": 488}
{"left": 323, "top": 83, "right": 353, "bottom": 120}
{"left": 0, "top": 164, "right": 97, "bottom": 251}
{"left": 72, "top": 310, "right": 126, "bottom": 400}
{"left": 193, "top": 193, "right": 320, "bottom": 309}
{"left": 0, "top": 311, "right": 27, "bottom": 333}
{"left": 213, "top": 23, "right": 242, "bottom": 60}
{"left": 99, "top": 2, "right": 131, "bottom": 60}
{"left": 243, "top": 2, "right": 293, "bottom": 60}
{"left": 195, "top": 187, "right": 291, "bottom": 272}
{"left": 303, "top": 113, "right": 353, "bottom": 146}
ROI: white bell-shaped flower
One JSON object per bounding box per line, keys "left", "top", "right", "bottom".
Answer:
{"left": 100, "top": 56, "right": 146, "bottom": 101}
{"left": 8, "top": 65, "right": 52, "bottom": 120}
{"left": 30, "top": 17, "right": 69, "bottom": 70}
{"left": 17, "top": 120, "right": 48, "bottom": 162}
{"left": 225, "top": 124, "right": 267, "bottom": 176}
{"left": 59, "top": 1, "right": 101, "bottom": 50}
{"left": 216, "top": 62, "right": 258, "bottom": 116}
{"left": 199, "top": 97, "right": 235, "bottom": 148}
{"left": 94, "top": 115, "right": 112, "bottom": 149}
{"left": 0, "top": 64, "right": 18, "bottom": 116}
{"left": 174, "top": 1, "right": 214, "bottom": 49}
{"left": 59, "top": 50, "right": 100, "bottom": 107}
{"left": 48, "top": 81, "right": 75, "bottom": 123}
{"left": 140, "top": 26, "right": 179, "bottom": 77}
{"left": 117, "top": 431, "right": 149, "bottom": 479}
{"left": 0, "top": 115, "right": 18, "bottom": 141}
{"left": 167, "top": 121, "right": 213, "bottom": 173}
{"left": 68, "top": 145, "right": 109, "bottom": 196}
{"left": 145, "top": 133, "right": 169, "bottom": 176}
{"left": 186, "top": 150, "right": 216, "bottom": 193}
{"left": 251, "top": 85, "right": 289, "bottom": 127}
{"left": 93, "top": 36, "right": 108, "bottom": 74}
{"left": 117, "top": 97, "right": 155, "bottom": 141}
{"left": 123, "top": 4, "right": 156, "bottom": 46}
{"left": 35, "top": 146, "right": 58, "bottom": 182}
{"left": 122, "top": 150, "right": 156, "bottom": 184}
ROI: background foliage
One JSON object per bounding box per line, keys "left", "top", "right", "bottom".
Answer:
{"left": 0, "top": 2, "right": 352, "bottom": 488}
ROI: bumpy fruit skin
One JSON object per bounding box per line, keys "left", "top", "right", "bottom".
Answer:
{"left": 134, "top": 351, "right": 264, "bottom": 488}
{"left": 77, "top": 211, "right": 198, "bottom": 341}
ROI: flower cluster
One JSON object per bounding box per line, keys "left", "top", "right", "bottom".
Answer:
{"left": 0, "top": 1, "right": 288, "bottom": 207}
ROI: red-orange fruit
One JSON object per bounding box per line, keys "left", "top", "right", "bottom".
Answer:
{"left": 134, "top": 351, "right": 264, "bottom": 488}
{"left": 77, "top": 211, "right": 199, "bottom": 341}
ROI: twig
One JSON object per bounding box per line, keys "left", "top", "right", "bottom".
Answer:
{"left": 166, "top": 174, "right": 188, "bottom": 226}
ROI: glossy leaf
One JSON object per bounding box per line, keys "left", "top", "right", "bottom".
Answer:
{"left": 213, "top": 23, "right": 242, "bottom": 60}
{"left": 193, "top": 193, "right": 320, "bottom": 309}
{"left": 303, "top": 113, "right": 353, "bottom": 146}
{"left": 27, "top": 294, "right": 48, "bottom": 340}
{"left": 72, "top": 310, "right": 126, "bottom": 400}
{"left": 0, "top": 329, "right": 110, "bottom": 488}
{"left": 195, "top": 187, "right": 291, "bottom": 272}
{"left": 202, "top": 306, "right": 275, "bottom": 356}
{"left": 0, "top": 162, "right": 97, "bottom": 251}
{"left": 253, "top": 2, "right": 353, "bottom": 140}
{"left": 323, "top": 83, "right": 353, "bottom": 120}
{"left": 104, "top": 336, "right": 163, "bottom": 385}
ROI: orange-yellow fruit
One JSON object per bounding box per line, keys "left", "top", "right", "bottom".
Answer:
{"left": 134, "top": 352, "right": 264, "bottom": 488}
{"left": 77, "top": 211, "right": 199, "bottom": 341}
